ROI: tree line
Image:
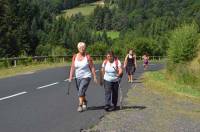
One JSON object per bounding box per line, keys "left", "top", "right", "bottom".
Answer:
{"left": 0, "top": 0, "right": 200, "bottom": 58}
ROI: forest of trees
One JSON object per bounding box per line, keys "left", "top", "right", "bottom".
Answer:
{"left": 0, "top": 0, "right": 200, "bottom": 58}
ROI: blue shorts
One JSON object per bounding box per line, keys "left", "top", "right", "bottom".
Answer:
{"left": 75, "top": 77, "right": 91, "bottom": 97}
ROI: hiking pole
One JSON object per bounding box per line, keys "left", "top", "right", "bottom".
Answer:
{"left": 118, "top": 79, "right": 123, "bottom": 109}
{"left": 67, "top": 80, "right": 71, "bottom": 95}
{"left": 113, "top": 66, "right": 123, "bottom": 110}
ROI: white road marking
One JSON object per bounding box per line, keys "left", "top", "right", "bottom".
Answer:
{"left": 0, "top": 92, "right": 27, "bottom": 101}
{"left": 37, "top": 82, "right": 59, "bottom": 89}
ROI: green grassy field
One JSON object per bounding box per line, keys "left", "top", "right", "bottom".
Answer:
{"left": 60, "top": 1, "right": 104, "bottom": 18}
{"left": 143, "top": 70, "right": 200, "bottom": 98}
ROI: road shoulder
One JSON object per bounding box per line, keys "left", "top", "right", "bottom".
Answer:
{"left": 85, "top": 76, "right": 200, "bottom": 132}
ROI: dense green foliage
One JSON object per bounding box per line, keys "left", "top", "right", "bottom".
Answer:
{"left": 0, "top": 0, "right": 62, "bottom": 57}
{"left": 167, "top": 24, "right": 199, "bottom": 68}
{"left": 0, "top": 0, "right": 200, "bottom": 58}
{"left": 166, "top": 24, "right": 200, "bottom": 90}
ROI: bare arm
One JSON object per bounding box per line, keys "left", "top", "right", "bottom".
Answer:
{"left": 100, "top": 67, "right": 105, "bottom": 86}
{"left": 134, "top": 55, "right": 137, "bottom": 68}
{"left": 123, "top": 54, "right": 128, "bottom": 68}
{"left": 88, "top": 55, "right": 97, "bottom": 83}
{"left": 117, "top": 67, "right": 123, "bottom": 77}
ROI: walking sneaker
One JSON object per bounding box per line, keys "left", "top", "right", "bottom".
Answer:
{"left": 82, "top": 100, "right": 87, "bottom": 111}
{"left": 108, "top": 105, "right": 117, "bottom": 111}
{"left": 77, "top": 105, "right": 83, "bottom": 112}
{"left": 104, "top": 105, "right": 110, "bottom": 111}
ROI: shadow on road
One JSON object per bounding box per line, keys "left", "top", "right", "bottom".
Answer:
{"left": 132, "top": 81, "right": 142, "bottom": 84}
{"left": 87, "top": 105, "right": 147, "bottom": 111}
{"left": 87, "top": 106, "right": 105, "bottom": 110}
{"left": 117, "top": 105, "right": 147, "bottom": 111}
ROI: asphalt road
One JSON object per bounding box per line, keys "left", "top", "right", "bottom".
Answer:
{"left": 0, "top": 63, "right": 164, "bottom": 132}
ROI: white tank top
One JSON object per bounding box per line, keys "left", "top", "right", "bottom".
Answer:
{"left": 102, "top": 60, "right": 121, "bottom": 82}
{"left": 75, "top": 56, "right": 92, "bottom": 79}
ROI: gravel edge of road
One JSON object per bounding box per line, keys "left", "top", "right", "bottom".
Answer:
{"left": 83, "top": 76, "right": 200, "bottom": 132}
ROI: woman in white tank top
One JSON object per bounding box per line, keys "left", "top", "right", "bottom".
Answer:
{"left": 69, "top": 42, "right": 97, "bottom": 112}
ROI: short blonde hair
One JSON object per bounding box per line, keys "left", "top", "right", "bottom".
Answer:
{"left": 77, "top": 42, "right": 86, "bottom": 49}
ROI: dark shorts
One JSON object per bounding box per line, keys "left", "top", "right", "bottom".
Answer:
{"left": 75, "top": 77, "right": 91, "bottom": 97}
{"left": 144, "top": 61, "right": 149, "bottom": 65}
{"left": 126, "top": 66, "right": 135, "bottom": 75}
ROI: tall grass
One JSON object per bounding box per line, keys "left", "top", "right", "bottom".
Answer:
{"left": 144, "top": 70, "right": 200, "bottom": 98}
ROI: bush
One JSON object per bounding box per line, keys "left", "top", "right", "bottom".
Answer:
{"left": 131, "top": 37, "right": 158, "bottom": 56}
{"left": 36, "top": 44, "right": 66, "bottom": 56}
{"left": 112, "top": 36, "right": 159, "bottom": 56}
{"left": 17, "top": 57, "right": 33, "bottom": 66}
{"left": 87, "top": 42, "right": 109, "bottom": 55}
{"left": 167, "top": 24, "right": 199, "bottom": 71}
{"left": 0, "top": 61, "right": 7, "bottom": 68}
{"left": 36, "top": 44, "right": 52, "bottom": 56}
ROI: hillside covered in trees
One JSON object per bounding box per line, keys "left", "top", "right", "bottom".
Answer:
{"left": 0, "top": 0, "right": 200, "bottom": 57}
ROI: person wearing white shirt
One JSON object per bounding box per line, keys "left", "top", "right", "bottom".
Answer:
{"left": 100, "top": 51, "right": 123, "bottom": 111}
{"left": 69, "top": 42, "right": 97, "bottom": 112}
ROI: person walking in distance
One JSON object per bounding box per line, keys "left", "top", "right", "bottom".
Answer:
{"left": 142, "top": 52, "right": 149, "bottom": 70}
{"left": 123, "top": 49, "right": 137, "bottom": 83}
{"left": 69, "top": 42, "right": 97, "bottom": 112}
{"left": 100, "top": 51, "right": 123, "bottom": 111}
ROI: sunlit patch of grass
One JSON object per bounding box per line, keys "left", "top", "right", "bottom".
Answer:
{"left": 59, "top": 1, "right": 104, "bottom": 18}
{"left": 143, "top": 70, "right": 200, "bottom": 99}
{"left": 0, "top": 62, "right": 68, "bottom": 79}
{"left": 189, "top": 51, "right": 200, "bottom": 78}
{"left": 96, "top": 31, "right": 120, "bottom": 39}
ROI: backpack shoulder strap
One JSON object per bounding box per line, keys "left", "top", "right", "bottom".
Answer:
{"left": 85, "top": 53, "right": 90, "bottom": 61}
{"left": 103, "top": 58, "right": 118, "bottom": 68}
{"left": 85, "top": 53, "right": 93, "bottom": 71}
{"left": 103, "top": 59, "right": 108, "bottom": 67}
{"left": 72, "top": 54, "right": 77, "bottom": 61}
{"left": 114, "top": 57, "right": 119, "bottom": 69}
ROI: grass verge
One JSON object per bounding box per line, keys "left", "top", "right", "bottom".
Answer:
{"left": 0, "top": 62, "right": 68, "bottom": 79}
{"left": 0, "top": 60, "right": 103, "bottom": 79}
{"left": 143, "top": 70, "right": 200, "bottom": 99}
